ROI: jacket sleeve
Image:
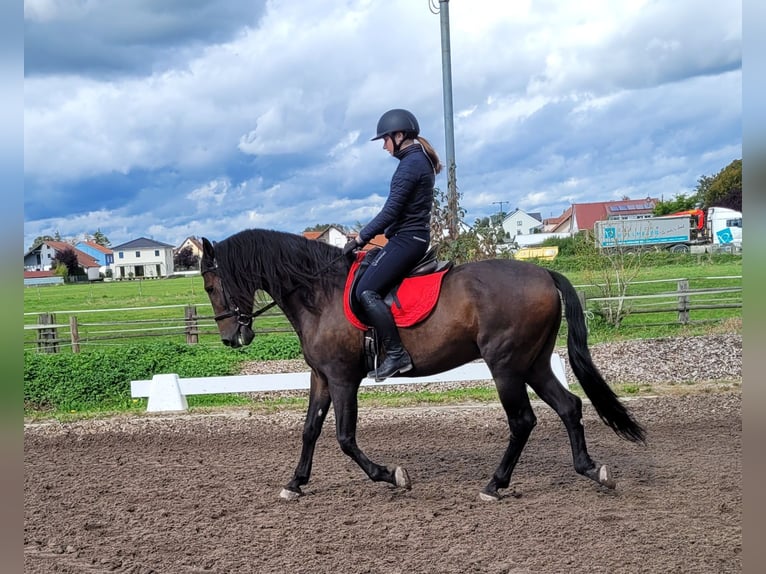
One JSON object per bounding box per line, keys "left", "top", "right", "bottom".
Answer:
{"left": 359, "top": 165, "right": 417, "bottom": 243}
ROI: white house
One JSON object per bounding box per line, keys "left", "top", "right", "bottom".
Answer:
{"left": 502, "top": 209, "right": 543, "bottom": 239}
{"left": 23, "top": 240, "right": 102, "bottom": 281}
{"left": 111, "top": 237, "right": 175, "bottom": 279}
{"left": 302, "top": 225, "right": 348, "bottom": 248}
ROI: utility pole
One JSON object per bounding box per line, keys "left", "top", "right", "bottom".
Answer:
{"left": 431, "top": 0, "right": 458, "bottom": 239}
{"left": 492, "top": 201, "right": 509, "bottom": 216}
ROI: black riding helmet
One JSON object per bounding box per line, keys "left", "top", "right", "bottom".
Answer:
{"left": 371, "top": 108, "right": 420, "bottom": 141}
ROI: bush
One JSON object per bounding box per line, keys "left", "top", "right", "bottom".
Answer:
{"left": 24, "top": 334, "right": 303, "bottom": 413}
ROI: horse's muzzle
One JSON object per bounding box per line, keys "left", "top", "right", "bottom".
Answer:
{"left": 222, "top": 325, "right": 255, "bottom": 348}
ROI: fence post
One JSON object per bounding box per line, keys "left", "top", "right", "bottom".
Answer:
{"left": 185, "top": 305, "right": 199, "bottom": 345}
{"left": 37, "top": 313, "right": 59, "bottom": 353}
{"left": 677, "top": 279, "right": 689, "bottom": 324}
{"left": 69, "top": 315, "right": 80, "bottom": 353}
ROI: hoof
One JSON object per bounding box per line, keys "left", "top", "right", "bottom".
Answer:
{"left": 394, "top": 466, "right": 412, "bottom": 490}
{"left": 279, "top": 488, "right": 302, "bottom": 501}
{"left": 479, "top": 490, "right": 501, "bottom": 502}
{"left": 598, "top": 465, "right": 616, "bottom": 489}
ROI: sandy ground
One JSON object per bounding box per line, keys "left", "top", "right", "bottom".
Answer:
{"left": 24, "top": 390, "right": 741, "bottom": 573}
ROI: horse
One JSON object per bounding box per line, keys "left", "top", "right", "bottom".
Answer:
{"left": 200, "top": 229, "right": 645, "bottom": 501}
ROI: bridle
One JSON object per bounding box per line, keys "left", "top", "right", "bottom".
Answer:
{"left": 202, "top": 252, "right": 347, "bottom": 328}
{"left": 202, "top": 261, "right": 270, "bottom": 328}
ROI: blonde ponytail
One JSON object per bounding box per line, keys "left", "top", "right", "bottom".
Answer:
{"left": 416, "top": 136, "right": 443, "bottom": 175}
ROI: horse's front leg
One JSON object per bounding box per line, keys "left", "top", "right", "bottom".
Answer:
{"left": 330, "top": 379, "right": 411, "bottom": 491}
{"left": 280, "top": 369, "right": 332, "bottom": 500}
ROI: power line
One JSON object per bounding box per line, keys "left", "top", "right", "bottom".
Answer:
{"left": 492, "top": 201, "right": 509, "bottom": 215}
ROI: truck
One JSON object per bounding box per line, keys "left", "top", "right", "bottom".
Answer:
{"left": 594, "top": 206, "right": 742, "bottom": 253}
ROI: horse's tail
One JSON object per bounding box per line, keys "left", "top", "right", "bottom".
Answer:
{"left": 548, "top": 270, "right": 646, "bottom": 444}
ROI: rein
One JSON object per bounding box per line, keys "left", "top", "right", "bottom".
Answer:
{"left": 204, "top": 252, "right": 348, "bottom": 326}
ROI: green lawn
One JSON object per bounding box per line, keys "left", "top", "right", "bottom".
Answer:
{"left": 24, "top": 257, "right": 742, "bottom": 352}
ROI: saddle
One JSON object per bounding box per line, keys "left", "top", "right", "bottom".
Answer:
{"left": 343, "top": 246, "right": 453, "bottom": 375}
{"left": 343, "top": 246, "right": 453, "bottom": 331}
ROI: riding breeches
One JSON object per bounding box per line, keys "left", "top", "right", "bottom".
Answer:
{"left": 354, "top": 232, "right": 429, "bottom": 299}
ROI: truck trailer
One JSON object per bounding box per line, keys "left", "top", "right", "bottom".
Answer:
{"left": 594, "top": 206, "right": 742, "bottom": 253}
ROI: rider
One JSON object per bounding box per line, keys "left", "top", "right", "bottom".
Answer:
{"left": 343, "top": 108, "right": 443, "bottom": 381}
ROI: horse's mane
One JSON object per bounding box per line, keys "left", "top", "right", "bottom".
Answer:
{"left": 213, "top": 228, "right": 349, "bottom": 313}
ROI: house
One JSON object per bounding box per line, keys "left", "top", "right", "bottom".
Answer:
{"left": 303, "top": 226, "right": 388, "bottom": 253}
{"left": 75, "top": 240, "right": 114, "bottom": 275}
{"left": 111, "top": 237, "right": 175, "bottom": 279}
{"left": 301, "top": 226, "right": 348, "bottom": 248}
{"left": 176, "top": 236, "right": 204, "bottom": 258}
{"left": 23, "top": 241, "right": 102, "bottom": 281}
{"left": 501, "top": 208, "right": 543, "bottom": 239}
{"left": 547, "top": 198, "right": 659, "bottom": 234}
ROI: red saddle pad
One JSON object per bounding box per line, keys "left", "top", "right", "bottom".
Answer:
{"left": 343, "top": 256, "right": 450, "bottom": 330}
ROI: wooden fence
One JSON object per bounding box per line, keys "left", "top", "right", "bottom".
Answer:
{"left": 25, "top": 276, "right": 741, "bottom": 353}
{"left": 24, "top": 305, "right": 292, "bottom": 354}
{"left": 580, "top": 275, "right": 742, "bottom": 328}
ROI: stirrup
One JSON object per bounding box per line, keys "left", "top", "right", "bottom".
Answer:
{"left": 368, "top": 353, "right": 412, "bottom": 382}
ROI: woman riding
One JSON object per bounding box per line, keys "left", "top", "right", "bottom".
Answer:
{"left": 343, "top": 108, "right": 443, "bottom": 381}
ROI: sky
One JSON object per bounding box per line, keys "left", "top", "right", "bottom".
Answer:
{"left": 23, "top": 0, "right": 742, "bottom": 252}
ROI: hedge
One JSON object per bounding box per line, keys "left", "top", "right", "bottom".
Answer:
{"left": 24, "top": 335, "right": 303, "bottom": 413}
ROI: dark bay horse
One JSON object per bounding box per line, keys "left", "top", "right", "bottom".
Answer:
{"left": 201, "top": 229, "right": 645, "bottom": 501}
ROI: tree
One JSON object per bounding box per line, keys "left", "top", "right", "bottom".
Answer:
{"left": 52, "top": 247, "right": 82, "bottom": 277}
{"left": 91, "top": 229, "right": 111, "bottom": 247}
{"left": 303, "top": 223, "right": 350, "bottom": 233}
{"left": 174, "top": 246, "right": 199, "bottom": 270}
{"left": 430, "top": 187, "right": 509, "bottom": 263}
{"left": 652, "top": 193, "right": 698, "bottom": 216}
{"left": 568, "top": 232, "right": 643, "bottom": 328}
{"left": 29, "top": 235, "right": 55, "bottom": 251}
{"left": 696, "top": 159, "right": 742, "bottom": 210}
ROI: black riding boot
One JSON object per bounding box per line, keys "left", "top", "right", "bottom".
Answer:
{"left": 359, "top": 290, "right": 413, "bottom": 381}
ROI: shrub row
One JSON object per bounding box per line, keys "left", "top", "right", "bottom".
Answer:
{"left": 24, "top": 335, "right": 303, "bottom": 413}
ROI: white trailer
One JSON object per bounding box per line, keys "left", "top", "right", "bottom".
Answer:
{"left": 594, "top": 207, "right": 742, "bottom": 253}
{"left": 594, "top": 215, "right": 698, "bottom": 253}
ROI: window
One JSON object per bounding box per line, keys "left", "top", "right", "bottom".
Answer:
{"left": 517, "top": 220, "right": 522, "bottom": 226}
{"left": 154, "top": 250, "right": 160, "bottom": 256}
{"left": 135, "top": 251, "right": 141, "bottom": 258}
{"left": 118, "top": 252, "right": 124, "bottom": 259}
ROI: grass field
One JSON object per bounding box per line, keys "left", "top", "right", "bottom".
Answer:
{"left": 24, "top": 256, "right": 742, "bottom": 352}
{"left": 24, "top": 256, "right": 742, "bottom": 419}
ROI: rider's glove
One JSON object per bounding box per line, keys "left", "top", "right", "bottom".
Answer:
{"left": 343, "top": 238, "right": 360, "bottom": 258}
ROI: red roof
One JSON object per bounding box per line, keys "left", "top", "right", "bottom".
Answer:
{"left": 550, "top": 198, "right": 659, "bottom": 232}
{"left": 24, "top": 270, "right": 57, "bottom": 278}
{"left": 44, "top": 241, "right": 101, "bottom": 268}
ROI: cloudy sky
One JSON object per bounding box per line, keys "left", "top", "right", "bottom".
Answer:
{"left": 23, "top": 0, "right": 741, "bottom": 251}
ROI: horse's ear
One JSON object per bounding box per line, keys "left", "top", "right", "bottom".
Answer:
{"left": 202, "top": 237, "right": 215, "bottom": 259}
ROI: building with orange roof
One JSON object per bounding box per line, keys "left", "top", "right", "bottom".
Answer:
{"left": 547, "top": 198, "right": 659, "bottom": 233}
{"left": 24, "top": 241, "right": 102, "bottom": 280}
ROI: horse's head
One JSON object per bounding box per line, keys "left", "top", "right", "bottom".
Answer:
{"left": 201, "top": 236, "right": 255, "bottom": 348}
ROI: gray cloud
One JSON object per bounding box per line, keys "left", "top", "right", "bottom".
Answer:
{"left": 23, "top": 0, "right": 741, "bottom": 250}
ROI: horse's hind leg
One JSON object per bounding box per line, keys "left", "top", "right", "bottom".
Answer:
{"left": 480, "top": 373, "right": 537, "bottom": 501}
{"left": 527, "top": 364, "right": 616, "bottom": 489}
{"left": 280, "top": 370, "right": 332, "bottom": 500}
{"left": 329, "top": 379, "right": 411, "bottom": 491}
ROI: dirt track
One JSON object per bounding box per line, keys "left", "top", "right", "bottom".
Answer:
{"left": 25, "top": 391, "right": 741, "bottom": 573}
